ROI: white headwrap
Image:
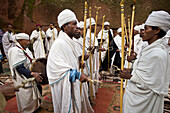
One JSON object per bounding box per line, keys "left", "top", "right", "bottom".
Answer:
{"left": 79, "top": 21, "right": 84, "bottom": 29}
{"left": 134, "top": 25, "right": 141, "bottom": 33}
{"left": 57, "top": 9, "right": 78, "bottom": 28}
{"left": 104, "top": 21, "right": 110, "bottom": 26}
{"left": 77, "top": 21, "right": 80, "bottom": 28}
{"left": 164, "top": 30, "right": 170, "bottom": 38}
{"left": 145, "top": 11, "right": 170, "bottom": 32}
{"left": 117, "top": 27, "right": 122, "bottom": 33}
{"left": 139, "top": 23, "right": 145, "bottom": 30}
{"left": 86, "top": 18, "right": 95, "bottom": 28}
{"left": 15, "top": 33, "right": 29, "bottom": 40}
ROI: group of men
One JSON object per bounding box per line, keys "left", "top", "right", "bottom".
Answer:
{"left": 0, "top": 8, "right": 169, "bottom": 113}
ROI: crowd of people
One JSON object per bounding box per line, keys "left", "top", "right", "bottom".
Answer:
{"left": 0, "top": 8, "right": 169, "bottom": 113}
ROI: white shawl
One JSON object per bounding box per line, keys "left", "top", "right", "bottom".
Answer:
{"left": 47, "top": 31, "right": 81, "bottom": 113}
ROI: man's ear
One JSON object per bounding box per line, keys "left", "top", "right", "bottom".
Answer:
{"left": 62, "top": 24, "right": 67, "bottom": 31}
{"left": 154, "top": 28, "right": 160, "bottom": 35}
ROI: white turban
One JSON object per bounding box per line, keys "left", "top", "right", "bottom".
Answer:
{"left": 57, "top": 9, "right": 78, "bottom": 28}
{"left": 77, "top": 21, "right": 80, "bottom": 28}
{"left": 86, "top": 18, "right": 95, "bottom": 28}
{"left": 79, "top": 21, "right": 84, "bottom": 29}
{"left": 145, "top": 11, "right": 170, "bottom": 32}
{"left": 117, "top": 27, "right": 122, "bottom": 33}
{"left": 104, "top": 22, "right": 110, "bottom": 26}
{"left": 15, "top": 33, "right": 29, "bottom": 40}
{"left": 134, "top": 25, "right": 141, "bottom": 33}
{"left": 139, "top": 23, "right": 145, "bottom": 30}
{"left": 164, "top": 30, "right": 170, "bottom": 38}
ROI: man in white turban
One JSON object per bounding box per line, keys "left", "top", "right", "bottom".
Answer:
{"left": 45, "top": 23, "right": 58, "bottom": 54}
{"left": 30, "top": 24, "right": 46, "bottom": 59}
{"left": 85, "top": 18, "right": 99, "bottom": 99}
{"left": 119, "top": 11, "right": 170, "bottom": 113}
{"left": 47, "top": 9, "right": 88, "bottom": 113}
{"left": 8, "top": 33, "right": 42, "bottom": 113}
{"left": 97, "top": 21, "right": 114, "bottom": 61}
{"left": 2, "top": 25, "right": 16, "bottom": 60}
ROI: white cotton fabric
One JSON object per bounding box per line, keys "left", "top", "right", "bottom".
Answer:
{"left": 2, "top": 31, "right": 16, "bottom": 60}
{"left": 117, "top": 27, "right": 122, "bottom": 33}
{"left": 15, "top": 33, "right": 29, "bottom": 40}
{"left": 8, "top": 42, "right": 41, "bottom": 113}
{"left": 57, "top": 9, "right": 78, "bottom": 28}
{"left": 30, "top": 30, "right": 46, "bottom": 59}
{"left": 45, "top": 28, "right": 58, "bottom": 52}
{"left": 114, "top": 34, "right": 122, "bottom": 57}
{"left": 134, "top": 25, "right": 141, "bottom": 33}
{"left": 134, "top": 34, "right": 143, "bottom": 54}
{"left": 104, "top": 21, "right": 110, "bottom": 26}
{"left": 86, "top": 18, "right": 95, "bottom": 29}
{"left": 145, "top": 11, "right": 170, "bottom": 32}
{"left": 123, "top": 39, "right": 170, "bottom": 113}
{"left": 73, "top": 37, "right": 94, "bottom": 113}
{"left": 47, "top": 31, "right": 81, "bottom": 113}
{"left": 79, "top": 21, "right": 84, "bottom": 29}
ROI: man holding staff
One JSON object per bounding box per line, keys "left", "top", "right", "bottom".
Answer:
{"left": 119, "top": 11, "right": 170, "bottom": 113}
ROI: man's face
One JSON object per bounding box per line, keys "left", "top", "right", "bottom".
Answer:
{"left": 74, "top": 27, "right": 81, "bottom": 39}
{"left": 19, "top": 39, "right": 31, "bottom": 49}
{"left": 104, "top": 25, "right": 109, "bottom": 30}
{"left": 8, "top": 26, "right": 12, "bottom": 32}
{"left": 80, "top": 28, "right": 84, "bottom": 37}
{"left": 142, "top": 25, "right": 155, "bottom": 41}
{"left": 36, "top": 26, "right": 41, "bottom": 31}
{"left": 50, "top": 24, "right": 54, "bottom": 29}
{"left": 140, "top": 29, "right": 144, "bottom": 38}
{"left": 91, "top": 25, "right": 95, "bottom": 32}
{"left": 64, "top": 21, "right": 79, "bottom": 38}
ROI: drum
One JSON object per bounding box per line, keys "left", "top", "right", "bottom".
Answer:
{"left": 30, "top": 58, "right": 48, "bottom": 85}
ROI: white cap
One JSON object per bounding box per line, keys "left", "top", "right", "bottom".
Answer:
{"left": 145, "top": 11, "right": 170, "bottom": 32}
{"left": 57, "top": 9, "right": 78, "bottom": 28}
{"left": 86, "top": 18, "right": 95, "bottom": 28}
{"left": 79, "top": 21, "right": 84, "bottom": 29}
{"left": 15, "top": 33, "right": 29, "bottom": 40}
{"left": 134, "top": 25, "right": 141, "bottom": 33}
{"left": 117, "top": 27, "right": 122, "bottom": 33}
{"left": 104, "top": 22, "right": 110, "bottom": 26}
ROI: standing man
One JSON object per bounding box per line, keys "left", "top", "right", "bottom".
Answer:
{"left": 119, "top": 11, "right": 170, "bottom": 113}
{"left": 8, "top": 33, "right": 42, "bottom": 113}
{"left": 2, "top": 25, "right": 15, "bottom": 60}
{"left": 47, "top": 9, "right": 88, "bottom": 113}
{"left": 30, "top": 24, "right": 46, "bottom": 59}
{"left": 46, "top": 23, "right": 58, "bottom": 54}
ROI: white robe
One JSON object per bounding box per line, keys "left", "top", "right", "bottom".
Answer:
{"left": 134, "top": 34, "right": 143, "bottom": 54}
{"left": 8, "top": 42, "right": 41, "bottom": 113}
{"left": 73, "top": 37, "right": 94, "bottom": 113}
{"left": 47, "top": 31, "right": 81, "bottom": 113}
{"left": 123, "top": 39, "right": 170, "bottom": 113}
{"left": 86, "top": 29, "right": 99, "bottom": 98}
{"left": 30, "top": 30, "right": 46, "bottom": 59}
{"left": 2, "top": 31, "right": 15, "bottom": 59}
{"left": 98, "top": 29, "right": 113, "bottom": 61}
{"left": 114, "top": 34, "right": 122, "bottom": 57}
{"left": 46, "top": 28, "right": 58, "bottom": 52}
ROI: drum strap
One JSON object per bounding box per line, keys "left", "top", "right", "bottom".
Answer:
{"left": 16, "top": 45, "right": 32, "bottom": 63}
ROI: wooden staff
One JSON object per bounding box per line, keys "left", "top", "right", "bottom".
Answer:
{"left": 99, "top": 15, "right": 105, "bottom": 68}
{"left": 39, "top": 28, "right": 46, "bottom": 57}
{"left": 124, "top": 17, "right": 129, "bottom": 45}
{"left": 80, "top": 1, "right": 88, "bottom": 94}
{"left": 129, "top": 0, "right": 136, "bottom": 56}
{"left": 89, "top": 6, "right": 94, "bottom": 100}
{"left": 107, "top": 27, "right": 110, "bottom": 71}
{"left": 128, "top": 15, "right": 131, "bottom": 41}
{"left": 52, "top": 26, "right": 55, "bottom": 41}
{"left": 93, "top": 6, "right": 101, "bottom": 47}
{"left": 120, "top": 0, "right": 125, "bottom": 112}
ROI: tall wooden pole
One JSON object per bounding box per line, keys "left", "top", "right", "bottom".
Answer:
{"left": 120, "top": 0, "right": 125, "bottom": 112}
{"left": 80, "top": 1, "right": 88, "bottom": 94}
{"left": 93, "top": 6, "right": 101, "bottom": 47}
{"left": 99, "top": 15, "right": 105, "bottom": 68}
